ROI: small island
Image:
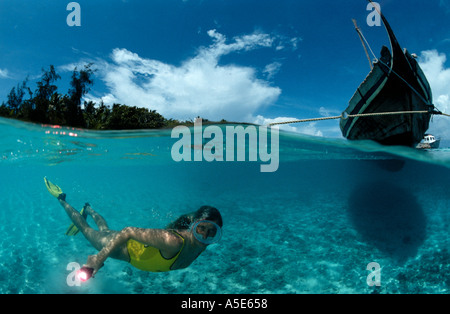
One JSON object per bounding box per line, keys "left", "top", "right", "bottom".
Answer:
{"left": 0, "top": 64, "right": 229, "bottom": 130}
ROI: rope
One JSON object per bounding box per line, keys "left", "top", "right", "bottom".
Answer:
{"left": 269, "top": 115, "right": 342, "bottom": 126}
{"left": 268, "top": 110, "right": 432, "bottom": 127}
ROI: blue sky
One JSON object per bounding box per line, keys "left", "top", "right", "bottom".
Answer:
{"left": 1, "top": 0, "right": 450, "bottom": 138}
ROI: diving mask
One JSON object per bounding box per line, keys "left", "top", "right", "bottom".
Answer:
{"left": 191, "top": 220, "right": 222, "bottom": 245}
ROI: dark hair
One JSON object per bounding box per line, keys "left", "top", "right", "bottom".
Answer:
{"left": 166, "top": 205, "right": 223, "bottom": 230}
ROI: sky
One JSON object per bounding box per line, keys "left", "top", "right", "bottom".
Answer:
{"left": 1, "top": 0, "right": 450, "bottom": 138}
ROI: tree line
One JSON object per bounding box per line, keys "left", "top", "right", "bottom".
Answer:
{"left": 0, "top": 64, "right": 182, "bottom": 130}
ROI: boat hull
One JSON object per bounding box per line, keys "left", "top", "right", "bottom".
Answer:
{"left": 416, "top": 134, "right": 441, "bottom": 149}
{"left": 416, "top": 140, "right": 440, "bottom": 149}
{"left": 340, "top": 54, "right": 432, "bottom": 147}
{"left": 340, "top": 8, "right": 433, "bottom": 147}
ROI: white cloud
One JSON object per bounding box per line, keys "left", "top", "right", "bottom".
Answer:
{"left": 263, "top": 62, "right": 282, "bottom": 80}
{"left": 290, "top": 37, "right": 302, "bottom": 51}
{"left": 419, "top": 50, "right": 450, "bottom": 138}
{"left": 90, "top": 30, "right": 287, "bottom": 122}
{"left": 253, "top": 115, "right": 324, "bottom": 137}
{"left": 0, "top": 68, "right": 10, "bottom": 79}
{"left": 319, "top": 106, "right": 337, "bottom": 117}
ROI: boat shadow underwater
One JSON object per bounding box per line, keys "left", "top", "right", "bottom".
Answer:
{"left": 347, "top": 181, "right": 426, "bottom": 264}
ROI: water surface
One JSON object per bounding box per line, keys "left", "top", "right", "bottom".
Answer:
{"left": 0, "top": 117, "right": 448, "bottom": 293}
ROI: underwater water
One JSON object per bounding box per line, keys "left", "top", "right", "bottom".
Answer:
{"left": 0, "top": 116, "right": 449, "bottom": 294}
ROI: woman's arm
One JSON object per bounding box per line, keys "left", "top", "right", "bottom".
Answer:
{"left": 84, "top": 227, "right": 183, "bottom": 275}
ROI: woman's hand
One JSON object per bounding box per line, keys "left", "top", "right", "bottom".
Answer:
{"left": 84, "top": 254, "right": 104, "bottom": 276}
{"left": 80, "top": 228, "right": 131, "bottom": 278}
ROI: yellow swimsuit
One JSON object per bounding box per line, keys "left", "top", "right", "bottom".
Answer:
{"left": 127, "top": 231, "right": 185, "bottom": 272}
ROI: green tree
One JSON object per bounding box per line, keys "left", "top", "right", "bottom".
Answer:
{"left": 0, "top": 62, "right": 185, "bottom": 130}
{"left": 0, "top": 102, "right": 10, "bottom": 117}
{"left": 30, "top": 65, "right": 61, "bottom": 123}
{"left": 95, "top": 101, "right": 112, "bottom": 129}
{"left": 67, "top": 63, "right": 95, "bottom": 127}
{"left": 4, "top": 79, "right": 31, "bottom": 117}
{"left": 137, "top": 107, "right": 166, "bottom": 129}
{"left": 83, "top": 100, "right": 111, "bottom": 129}
{"left": 105, "top": 104, "right": 166, "bottom": 130}
{"left": 47, "top": 93, "right": 68, "bottom": 125}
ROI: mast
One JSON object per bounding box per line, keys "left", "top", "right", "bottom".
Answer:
{"left": 352, "top": 19, "right": 373, "bottom": 70}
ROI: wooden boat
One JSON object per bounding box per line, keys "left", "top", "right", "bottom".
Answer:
{"left": 340, "top": 6, "right": 437, "bottom": 147}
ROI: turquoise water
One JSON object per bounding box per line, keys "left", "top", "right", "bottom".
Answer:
{"left": 0, "top": 117, "right": 449, "bottom": 294}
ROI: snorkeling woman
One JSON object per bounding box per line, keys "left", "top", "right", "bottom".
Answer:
{"left": 44, "top": 177, "right": 223, "bottom": 281}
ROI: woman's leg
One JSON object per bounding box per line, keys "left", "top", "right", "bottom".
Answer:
{"left": 83, "top": 203, "right": 109, "bottom": 231}
{"left": 58, "top": 199, "right": 130, "bottom": 261}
